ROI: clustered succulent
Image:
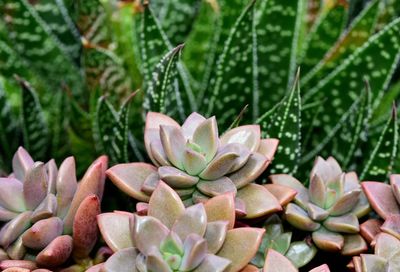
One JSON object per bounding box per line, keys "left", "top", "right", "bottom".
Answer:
{"left": 270, "top": 157, "right": 370, "bottom": 255}
{"left": 0, "top": 147, "right": 107, "bottom": 270}
{"left": 251, "top": 215, "right": 317, "bottom": 269}
{"left": 97, "top": 181, "right": 265, "bottom": 272}
{"left": 107, "top": 112, "right": 282, "bottom": 219}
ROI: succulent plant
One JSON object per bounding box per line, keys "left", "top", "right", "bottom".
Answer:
{"left": 251, "top": 214, "right": 317, "bottom": 269}
{"left": 0, "top": 147, "right": 107, "bottom": 269}
{"left": 97, "top": 181, "right": 266, "bottom": 272}
{"left": 269, "top": 156, "right": 370, "bottom": 254}
{"left": 362, "top": 174, "right": 400, "bottom": 241}
{"left": 351, "top": 232, "right": 400, "bottom": 272}
{"left": 107, "top": 112, "right": 282, "bottom": 219}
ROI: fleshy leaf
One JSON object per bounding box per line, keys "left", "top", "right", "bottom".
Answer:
{"left": 171, "top": 204, "right": 207, "bottom": 242}
{"left": 362, "top": 182, "right": 400, "bottom": 219}
{"left": 341, "top": 234, "right": 367, "bottom": 256}
{"left": 286, "top": 241, "right": 317, "bottom": 268}
{"left": 263, "top": 184, "right": 297, "bottom": 206}
{"left": 323, "top": 214, "right": 360, "bottom": 233}
{"left": 204, "top": 221, "right": 229, "bottom": 254}
{"left": 285, "top": 203, "right": 320, "bottom": 231}
{"left": 263, "top": 249, "right": 298, "bottom": 272}
{"left": 102, "top": 247, "right": 137, "bottom": 272}
{"left": 22, "top": 217, "right": 63, "bottom": 250}
{"left": 72, "top": 195, "right": 101, "bottom": 259}
{"left": 236, "top": 184, "right": 282, "bottom": 219}
{"left": 56, "top": 157, "right": 77, "bottom": 219}
{"left": 0, "top": 211, "right": 32, "bottom": 248}
{"left": 192, "top": 117, "right": 219, "bottom": 162}
{"left": 97, "top": 212, "right": 133, "bottom": 252}
{"left": 0, "top": 178, "right": 26, "bottom": 213}
{"left": 11, "top": 147, "right": 33, "bottom": 181}
{"left": 24, "top": 162, "right": 48, "bottom": 210}
{"left": 148, "top": 181, "right": 185, "bottom": 229}
{"left": 204, "top": 193, "right": 235, "bottom": 229}
{"left": 269, "top": 174, "right": 309, "bottom": 209}
{"left": 312, "top": 227, "right": 344, "bottom": 251}
{"left": 217, "top": 228, "right": 265, "bottom": 272}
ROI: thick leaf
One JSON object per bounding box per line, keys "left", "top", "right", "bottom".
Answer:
{"left": 144, "top": 44, "right": 184, "bottom": 115}
{"left": 255, "top": 0, "right": 305, "bottom": 111}
{"left": 0, "top": 0, "right": 82, "bottom": 92}
{"left": 360, "top": 106, "right": 398, "bottom": 181}
{"left": 83, "top": 45, "right": 132, "bottom": 97}
{"left": 300, "top": 1, "right": 348, "bottom": 74}
{"left": 205, "top": 1, "right": 257, "bottom": 127}
{"left": 0, "top": 33, "right": 29, "bottom": 78}
{"left": 302, "top": 0, "right": 381, "bottom": 90}
{"left": 19, "top": 78, "right": 49, "bottom": 160}
{"left": 302, "top": 17, "right": 400, "bottom": 162}
{"left": 261, "top": 70, "right": 301, "bottom": 174}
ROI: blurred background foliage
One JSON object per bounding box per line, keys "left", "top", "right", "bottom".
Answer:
{"left": 0, "top": 0, "right": 400, "bottom": 183}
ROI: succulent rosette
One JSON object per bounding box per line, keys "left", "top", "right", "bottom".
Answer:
{"left": 251, "top": 214, "right": 317, "bottom": 269}
{"left": 97, "top": 181, "right": 266, "bottom": 272}
{"left": 269, "top": 157, "right": 370, "bottom": 254}
{"left": 351, "top": 232, "right": 400, "bottom": 272}
{"left": 361, "top": 174, "right": 400, "bottom": 241}
{"left": 0, "top": 147, "right": 107, "bottom": 269}
{"left": 107, "top": 112, "right": 282, "bottom": 219}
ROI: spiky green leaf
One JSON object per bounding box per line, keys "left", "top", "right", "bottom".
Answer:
{"left": 261, "top": 71, "right": 301, "bottom": 174}
{"left": 0, "top": 0, "right": 83, "bottom": 92}
{"left": 144, "top": 44, "right": 184, "bottom": 115}
{"left": 360, "top": 106, "right": 398, "bottom": 181}
{"left": 32, "top": 0, "right": 81, "bottom": 62}
{"left": 302, "top": 17, "right": 400, "bottom": 160}
{"left": 140, "top": 3, "right": 195, "bottom": 119}
{"left": 302, "top": 0, "right": 381, "bottom": 89}
{"left": 255, "top": 0, "right": 305, "bottom": 111}
{"left": 19, "top": 78, "right": 49, "bottom": 160}
{"left": 206, "top": 1, "right": 256, "bottom": 128}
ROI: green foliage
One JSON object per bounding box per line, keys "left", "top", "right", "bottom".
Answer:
{"left": 260, "top": 70, "right": 302, "bottom": 175}
{"left": 360, "top": 106, "right": 398, "bottom": 181}
{"left": 19, "top": 78, "right": 50, "bottom": 160}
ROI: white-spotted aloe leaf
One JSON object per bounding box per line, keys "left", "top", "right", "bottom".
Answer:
{"left": 255, "top": 0, "right": 305, "bottom": 112}
{"left": 360, "top": 106, "right": 398, "bottom": 181}
{"left": 144, "top": 44, "right": 184, "bottom": 116}
{"left": 0, "top": 0, "right": 83, "bottom": 93}
{"left": 93, "top": 94, "right": 137, "bottom": 164}
{"left": 299, "top": 1, "right": 348, "bottom": 74}
{"left": 31, "top": 0, "right": 81, "bottom": 62}
{"left": 19, "top": 78, "right": 50, "bottom": 160}
{"left": 301, "top": 18, "right": 400, "bottom": 163}
{"left": 302, "top": 0, "right": 381, "bottom": 89}
{"left": 205, "top": 0, "right": 257, "bottom": 128}
{"left": 140, "top": 2, "right": 195, "bottom": 120}
{"left": 259, "top": 70, "right": 301, "bottom": 175}
{"left": 83, "top": 45, "right": 132, "bottom": 97}
{"left": 375, "top": 0, "right": 400, "bottom": 31}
